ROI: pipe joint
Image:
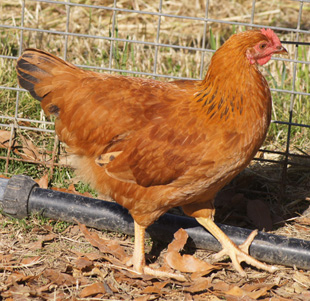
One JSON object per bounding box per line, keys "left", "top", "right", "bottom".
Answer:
{"left": 2, "top": 175, "right": 38, "bottom": 218}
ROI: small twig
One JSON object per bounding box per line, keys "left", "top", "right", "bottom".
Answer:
{"left": 50, "top": 134, "right": 59, "bottom": 177}
{"left": 293, "top": 276, "right": 309, "bottom": 288}
{"left": 285, "top": 198, "right": 308, "bottom": 208}
{"left": 59, "top": 236, "right": 90, "bottom": 244}
{"left": 0, "top": 258, "right": 44, "bottom": 270}
{"left": 0, "top": 155, "right": 71, "bottom": 167}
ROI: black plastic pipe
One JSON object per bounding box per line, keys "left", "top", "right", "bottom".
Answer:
{"left": 1, "top": 175, "right": 310, "bottom": 270}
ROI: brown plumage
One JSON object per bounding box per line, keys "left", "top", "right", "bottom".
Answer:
{"left": 16, "top": 29, "right": 287, "bottom": 277}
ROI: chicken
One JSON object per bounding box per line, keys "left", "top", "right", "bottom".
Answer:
{"left": 16, "top": 29, "right": 287, "bottom": 277}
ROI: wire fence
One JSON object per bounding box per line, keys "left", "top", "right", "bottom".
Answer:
{"left": 0, "top": 0, "right": 310, "bottom": 195}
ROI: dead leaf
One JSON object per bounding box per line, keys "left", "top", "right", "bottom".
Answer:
{"left": 68, "top": 183, "right": 77, "bottom": 192}
{"left": 1, "top": 283, "right": 32, "bottom": 298}
{"left": 191, "top": 264, "right": 225, "bottom": 280}
{"left": 50, "top": 185, "right": 93, "bottom": 198}
{"left": 293, "top": 271, "right": 310, "bottom": 289}
{"left": 30, "top": 240, "right": 45, "bottom": 251}
{"left": 247, "top": 199, "right": 273, "bottom": 231}
{"left": 184, "top": 277, "right": 211, "bottom": 293}
{"left": 33, "top": 283, "right": 52, "bottom": 294}
{"left": 294, "top": 224, "right": 310, "bottom": 232}
{"left": 225, "top": 284, "right": 273, "bottom": 299}
{"left": 21, "top": 256, "right": 42, "bottom": 266}
{"left": 36, "top": 173, "right": 49, "bottom": 189}
{"left": 31, "top": 224, "right": 53, "bottom": 234}
{"left": 43, "top": 269, "right": 77, "bottom": 286}
{"left": 0, "top": 130, "right": 15, "bottom": 148}
{"left": 71, "top": 250, "right": 105, "bottom": 262}
{"left": 142, "top": 281, "right": 168, "bottom": 294}
{"left": 65, "top": 225, "right": 81, "bottom": 235}
{"left": 29, "top": 233, "right": 57, "bottom": 250}
{"left": 165, "top": 229, "right": 217, "bottom": 274}
{"left": 142, "top": 286, "right": 162, "bottom": 294}
{"left": 302, "top": 291, "right": 310, "bottom": 299}
{"left": 213, "top": 281, "right": 230, "bottom": 292}
{"left": 78, "top": 222, "right": 127, "bottom": 260}
{"left": 19, "top": 134, "right": 42, "bottom": 161}
{"left": 134, "top": 296, "right": 150, "bottom": 301}
{"left": 167, "top": 228, "right": 188, "bottom": 253}
{"left": 80, "top": 282, "right": 106, "bottom": 298}
{"left": 166, "top": 252, "right": 216, "bottom": 274}
{"left": 6, "top": 272, "right": 36, "bottom": 285}
{"left": 67, "top": 183, "right": 93, "bottom": 197}
{"left": 225, "top": 286, "right": 247, "bottom": 297}
{"left": 0, "top": 254, "right": 14, "bottom": 263}
{"left": 103, "top": 281, "right": 115, "bottom": 294}
{"left": 74, "top": 256, "right": 94, "bottom": 271}
{"left": 247, "top": 286, "right": 272, "bottom": 299}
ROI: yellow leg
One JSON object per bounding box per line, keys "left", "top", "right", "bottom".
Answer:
{"left": 196, "top": 217, "right": 277, "bottom": 276}
{"left": 127, "top": 221, "right": 186, "bottom": 281}
{"left": 126, "top": 221, "right": 146, "bottom": 273}
{"left": 132, "top": 221, "right": 146, "bottom": 273}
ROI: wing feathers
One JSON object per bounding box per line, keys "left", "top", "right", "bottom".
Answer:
{"left": 16, "top": 48, "right": 206, "bottom": 187}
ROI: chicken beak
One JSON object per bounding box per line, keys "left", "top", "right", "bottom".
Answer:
{"left": 275, "top": 46, "right": 288, "bottom": 54}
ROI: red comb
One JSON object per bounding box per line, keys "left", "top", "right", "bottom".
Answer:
{"left": 260, "top": 28, "right": 281, "bottom": 45}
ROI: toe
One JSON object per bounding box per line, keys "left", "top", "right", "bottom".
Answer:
{"left": 239, "top": 230, "right": 258, "bottom": 254}
{"left": 143, "top": 266, "right": 187, "bottom": 281}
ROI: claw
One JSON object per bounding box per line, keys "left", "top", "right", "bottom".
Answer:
{"left": 196, "top": 217, "right": 277, "bottom": 276}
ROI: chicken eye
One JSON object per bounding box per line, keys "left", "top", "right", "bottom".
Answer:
{"left": 260, "top": 43, "right": 267, "bottom": 49}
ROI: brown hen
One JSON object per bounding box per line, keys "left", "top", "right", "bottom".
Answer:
{"left": 16, "top": 29, "right": 287, "bottom": 277}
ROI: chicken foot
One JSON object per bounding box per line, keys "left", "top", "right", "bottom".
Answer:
{"left": 126, "top": 221, "right": 186, "bottom": 281}
{"left": 196, "top": 217, "right": 277, "bottom": 276}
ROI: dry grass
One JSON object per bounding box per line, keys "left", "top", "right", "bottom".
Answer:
{"left": 0, "top": 210, "right": 310, "bottom": 300}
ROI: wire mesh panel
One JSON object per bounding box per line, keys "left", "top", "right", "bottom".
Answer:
{"left": 0, "top": 0, "right": 310, "bottom": 198}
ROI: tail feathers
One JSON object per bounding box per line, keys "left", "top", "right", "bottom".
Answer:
{"left": 17, "top": 54, "right": 48, "bottom": 101}
{"left": 16, "top": 49, "right": 77, "bottom": 101}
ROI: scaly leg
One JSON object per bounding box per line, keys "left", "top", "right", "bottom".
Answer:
{"left": 196, "top": 217, "right": 277, "bottom": 276}
{"left": 126, "top": 221, "right": 186, "bottom": 281}
{"left": 126, "top": 221, "right": 146, "bottom": 273}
